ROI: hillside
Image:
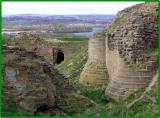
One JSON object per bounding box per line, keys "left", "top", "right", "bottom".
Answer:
{"left": 2, "top": 2, "right": 158, "bottom": 116}
{"left": 56, "top": 2, "right": 158, "bottom": 116}
{"left": 56, "top": 42, "right": 158, "bottom": 116}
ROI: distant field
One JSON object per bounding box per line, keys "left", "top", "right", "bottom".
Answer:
{"left": 57, "top": 37, "right": 89, "bottom": 42}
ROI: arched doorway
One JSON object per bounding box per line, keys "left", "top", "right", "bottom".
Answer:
{"left": 56, "top": 51, "right": 64, "bottom": 64}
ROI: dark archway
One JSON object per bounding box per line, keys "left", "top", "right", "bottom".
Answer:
{"left": 56, "top": 51, "right": 64, "bottom": 64}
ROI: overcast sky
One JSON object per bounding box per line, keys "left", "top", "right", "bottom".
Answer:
{"left": 2, "top": 2, "right": 143, "bottom": 16}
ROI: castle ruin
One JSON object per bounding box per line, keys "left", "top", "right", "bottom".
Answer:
{"left": 79, "top": 2, "right": 158, "bottom": 101}
{"left": 79, "top": 32, "right": 108, "bottom": 87}
{"left": 13, "top": 32, "right": 85, "bottom": 64}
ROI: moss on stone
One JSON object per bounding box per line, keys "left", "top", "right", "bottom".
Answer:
{"left": 111, "top": 17, "right": 127, "bottom": 29}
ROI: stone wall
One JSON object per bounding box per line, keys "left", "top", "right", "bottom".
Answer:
{"left": 52, "top": 42, "right": 85, "bottom": 64}
{"left": 2, "top": 46, "right": 56, "bottom": 113}
{"left": 12, "top": 32, "right": 84, "bottom": 64}
{"left": 79, "top": 32, "right": 108, "bottom": 87}
{"left": 13, "top": 32, "right": 54, "bottom": 62}
{"left": 105, "top": 2, "right": 158, "bottom": 68}
{"left": 105, "top": 2, "right": 158, "bottom": 101}
{"left": 79, "top": 2, "right": 158, "bottom": 101}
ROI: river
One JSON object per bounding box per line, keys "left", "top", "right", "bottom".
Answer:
{"left": 73, "top": 27, "right": 103, "bottom": 37}
{"left": 2, "top": 27, "right": 104, "bottom": 37}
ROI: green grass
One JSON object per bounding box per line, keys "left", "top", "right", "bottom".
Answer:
{"left": 3, "top": 105, "right": 30, "bottom": 116}
{"left": 56, "top": 41, "right": 158, "bottom": 116}
{"left": 56, "top": 45, "right": 88, "bottom": 80}
{"left": 2, "top": 36, "right": 10, "bottom": 45}
{"left": 3, "top": 105, "right": 18, "bottom": 116}
{"left": 43, "top": 36, "right": 89, "bottom": 44}
{"left": 57, "top": 36, "right": 88, "bottom": 42}
{"left": 146, "top": 40, "right": 158, "bottom": 53}
{"left": 125, "top": 85, "right": 158, "bottom": 116}
{"left": 82, "top": 85, "right": 158, "bottom": 116}
{"left": 62, "top": 103, "right": 94, "bottom": 116}
{"left": 112, "top": 17, "right": 127, "bottom": 29}
{"left": 2, "top": 35, "right": 15, "bottom": 45}
{"left": 56, "top": 45, "right": 108, "bottom": 104}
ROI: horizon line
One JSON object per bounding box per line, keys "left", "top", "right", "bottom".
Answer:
{"left": 2, "top": 13, "right": 116, "bottom": 17}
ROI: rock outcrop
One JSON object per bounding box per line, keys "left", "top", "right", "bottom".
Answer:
{"left": 2, "top": 46, "right": 56, "bottom": 114}
{"left": 79, "top": 32, "right": 108, "bottom": 86}
{"left": 80, "top": 2, "right": 158, "bottom": 101}
{"left": 2, "top": 45, "right": 94, "bottom": 115}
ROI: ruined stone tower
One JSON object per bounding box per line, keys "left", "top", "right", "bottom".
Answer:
{"left": 105, "top": 2, "right": 158, "bottom": 101}
{"left": 80, "top": 2, "right": 158, "bottom": 101}
{"left": 79, "top": 32, "right": 108, "bottom": 86}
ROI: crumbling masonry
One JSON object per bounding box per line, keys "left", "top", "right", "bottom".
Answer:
{"left": 79, "top": 2, "right": 158, "bottom": 101}
{"left": 79, "top": 32, "right": 108, "bottom": 87}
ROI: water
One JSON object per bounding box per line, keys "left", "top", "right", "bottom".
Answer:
{"left": 2, "top": 31, "right": 32, "bottom": 36}
{"left": 2, "top": 27, "right": 104, "bottom": 37}
{"left": 73, "top": 27, "right": 103, "bottom": 37}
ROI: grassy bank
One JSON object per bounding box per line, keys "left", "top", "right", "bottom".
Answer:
{"left": 56, "top": 43, "right": 158, "bottom": 116}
